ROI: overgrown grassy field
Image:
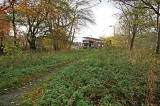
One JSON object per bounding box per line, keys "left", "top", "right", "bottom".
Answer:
{"left": 19, "top": 48, "right": 160, "bottom": 105}
{"left": 0, "top": 50, "right": 91, "bottom": 94}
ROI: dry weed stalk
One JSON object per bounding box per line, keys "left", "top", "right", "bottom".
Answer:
{"left": 145, "top": 65, "right": 156, "bottom": 106}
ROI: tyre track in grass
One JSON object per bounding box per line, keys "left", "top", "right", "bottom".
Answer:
{"left": 0, "top": 58, "right": 80, "bottom": 106}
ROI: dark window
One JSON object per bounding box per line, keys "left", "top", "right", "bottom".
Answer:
{"left": 83, "top": 43, "right": 88, "bottom": 47}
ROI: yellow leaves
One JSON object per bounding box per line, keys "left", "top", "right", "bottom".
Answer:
{"left": 102, "top": 37, "right": 112, "bottom": 42}
{"left": 16, "top": 4, "right": 33, "bottom": 16}
{"left": 43, "top": 2, "right": 61, "bottom": 15}
{"left": 101, "top": 36, "right": 123, "bottom": 47}
{"left": 16, "top": 0, "right": 62, "bottom": 20}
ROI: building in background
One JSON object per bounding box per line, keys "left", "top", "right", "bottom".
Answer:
{"left": 82, "top": 37, "right": 105, "bottom": 49}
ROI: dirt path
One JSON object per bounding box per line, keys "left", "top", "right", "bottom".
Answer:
{"left": 0, "top": 60, "right": 77, "bottom": 106}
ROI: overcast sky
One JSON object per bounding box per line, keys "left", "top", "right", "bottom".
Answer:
{"left": 75, "top": 1, "right": 120, "bottom": 42}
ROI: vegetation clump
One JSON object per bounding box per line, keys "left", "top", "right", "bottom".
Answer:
{"left": 19, "top": 48, "right": 159, "bottom": 105}
{"left": 0, "top": 50, "right": 91, "bottom": 94}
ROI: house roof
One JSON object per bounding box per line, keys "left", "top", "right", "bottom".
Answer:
{"left": 83, "top": 37, "right": 101, "bottom": 41}
{"left": 83, "top": 37, "right": 101, "bottom": 40}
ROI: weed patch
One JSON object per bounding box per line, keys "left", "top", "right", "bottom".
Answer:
{"left": 0, "top": 50, "right": 91, "bottom": 94}
{"left": 19, "top": 48, "right": 150, "bottom": 105}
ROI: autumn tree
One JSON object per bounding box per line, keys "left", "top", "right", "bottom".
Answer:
{"left": 117, "top": 2, "right": 151, "bottom": 50}
{"left": 114, "top": 0, "right": 160, "bottom": 53}
{"left": 42, "top": 0, "right": 73, "bottom": 50}
{"left": 6, "top": 0, "right": 17, "bottom": 46}
{"left": 44, "top": 0, "right": 95, "bottom": 50}
{"left": 16, "top": 0, "right": 48, "bottom": 50}
{"left": 0, "top": 0, "right": 22, "bottom": 46}
{"left": 67, "top": 0, "right": 95, "bottom": 47}
{"left": 0, "top": 0, "right": 95, "bottom": 51}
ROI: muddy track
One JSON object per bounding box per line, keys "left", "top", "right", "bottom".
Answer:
{"left": 0, "top": 59, "right": 78, "bottom": 106}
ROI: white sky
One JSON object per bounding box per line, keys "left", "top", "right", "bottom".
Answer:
{"left": 75, "top": 1, "right": 120, "bottom": 42}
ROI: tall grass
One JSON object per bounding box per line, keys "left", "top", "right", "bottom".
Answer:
{"left": 128, "top": 35, "right": 159, "bottom": 105}
{"left": 19, "top": 48, "right": 149, "bottom": 105}
{"left": 0, "top": 49, "right": 90, "bottom": 94}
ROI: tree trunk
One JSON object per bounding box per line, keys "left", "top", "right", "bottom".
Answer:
{"left": 155, "top": 12, "right": 160, "bottom": 53}
{"left": 27, "top": 33, "right": 36, "bottom": 50}
{"left": 130, "top": 31, "right": 136, "bottom": 50}
{"left": 68, "top": 25, "right": 73, "bottom": 48}
{"left": 53, "top": 40, "right": 59, "bottom": 51}
{"left": 0, "top": 37, "right": 4, "bottom": 53}
{"left": 127, "top": 26, "right": 131, "bottom": 49}
{"left": 13, "top": 24, "right": 17, "bottom": 45}
{"left": 69, "top": 28, "right": 75, "bottom": 48}
{"left": 29, "top": 39, "right": 36, "bottom": 50}
{"left": 71, "top": 29, "right": 76, "bottom": 44}
{"left": 12, "top": 2, "right": 17, "bottom": 46}
{"left": 155, "top": 30, "right": 160, "bottom": 53}
{"left": 129, "top": 13, "right": 138, "bottom": 51}
{"left": 53, "top": 44, "right": 57, "bottom": 51}
{"left": 68, "top": 16, "right": 76, "bottom": 48}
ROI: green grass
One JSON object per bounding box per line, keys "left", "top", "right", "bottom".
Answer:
{"left": 0, "top": 49, "right": 92, "bottom": 94}
{"left": 19, "top": 48, "right": 152, "bottom": 105}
